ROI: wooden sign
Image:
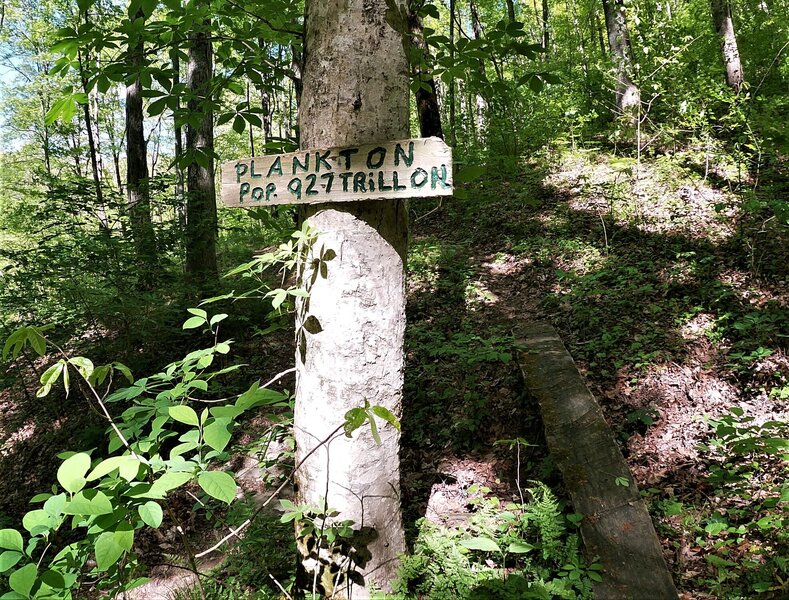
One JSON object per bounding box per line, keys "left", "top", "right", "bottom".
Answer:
{"left": 221, "top": 137, "right": 452, "bottom": 207}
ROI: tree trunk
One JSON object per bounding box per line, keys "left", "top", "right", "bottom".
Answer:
{"left": 710, "top": 0, "right": 744, "bottom": 92}
{"left": 408, "top": 10, "right": 444, "bottom": 138}
{"left": 77, "top": 48, "right": 104, "bottom": 210}
{"left": 293, "top": 0, "right": 409, "bottom": 596}
{"left": 506, "top": 0, "right": 517, "bottom": 22}
{"left": 184, "top": 15, "right": 218, "bottom": 286}
{"left": 449, "top": 0, "right": 456, "bottom": 145}
{"left": 601, "top": 0, "right": 640, "bottom": 119}
{"left": 469, "top": 0, "right": 488, "bottom": 136}
{"left": 126, "top": 9, "right": 157, "bottom": 280}
{"left": 542, "top": 0, "right": 550, "bottom": 56}
{"left": 172, "top": 51, "right": 186, "bottom": 229}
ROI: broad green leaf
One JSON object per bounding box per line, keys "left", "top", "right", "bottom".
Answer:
{"left": 22, "top": 510, "right": 56, "bottom": 535}
{"left": 459, "top": 537, "right": 500, "bottom": 552}
{"left": 67, "top": 356, "right": 94, "bottom": 379}
{"left": 87, "top": 456, "right": 136, "bottom": 481}
{"left": 203, "top": 418, "right": 232, "bottom": 452}
{"left": 144, "top": 471, "right": 193, "bottom": 498}
{"left": 209, "top": 314, "right": 228, "bottom": 326}
{"left": 63, "top": 490, "right": 113, "bottom": 516}
{"left": 0, "top": 551, "right": 22, "bottom": 573}
{"left": 182, "top": 316, "right": 205, "bottom": 330}
{"left": 197, "top": 471, "right": 236, "bottom": 504}
{"left": 169, "top": 405, "right": 199, "bottom": 426}
{"left": 57, "top": 453, "right": 91, "bottom": 494}
{"left": 9, "top": 563, "right": 36, "bottom": 597}
{"left": 39, "top": 569, "right": 65, "bottom": 589}
{"left": 95, "top": 530, "right": 125, "bottom": 572}
{"left": 343, "top": 408, "right": 366, "bottom": 437}
{"left": 0, "top": 530, "right": 23, "bottom": 552}
{"left": 43, "top": 494, "right": 67, "bottom": 518}
{"left": 169, "top": 442, "right": 198, "bottom": 458}
{"left": 187, "top": 308, "right": 207, "bottom": 319}
{"left": 507, "top": 541, "right": 534, "bottom": 553}
{"left": 138, "top": 502, "right": 163, "bottom": 528}
{"left": 210, "top": 405, "right": 244, "bottom": 419}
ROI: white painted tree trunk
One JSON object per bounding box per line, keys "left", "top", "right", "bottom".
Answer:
{"left": 293, "top": 0, "right": 409, "bottom": 597}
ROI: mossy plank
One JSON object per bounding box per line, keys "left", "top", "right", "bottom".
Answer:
{"left": 516, "top": 322, "right": 678, "bottom": 600}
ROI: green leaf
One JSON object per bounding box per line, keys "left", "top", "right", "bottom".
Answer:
{"left": 0, "top": 530, "right": 23, "bottom": 553}
{"left": 369, "top": 406, "right": 401, "bottom": 431}
{"left": 94, "top": 524, "right": 134, "bottom": 572}
{"left": 68, "top": 356, "right": 94, "bottom": 379}
{"left": 459, "top": 537, "right": 500, "bottom": 552}
{"left": 63, "top": 490, "right": 113, "bottom": 516}
{"left": 343, "top": 408, "right": 367, "bottom": 437}
{"left": 182, "top": 316, "right": 205, "bottom": 330}
{"left": 43, "top": 494, "right": 67, "bottom": 518}
{"left": 187, "top": 308, "right": 207, "bottom": 319}
{"left": 197, "top": 471, "right": 237, "bottom": 504}
{"left": 21, "top": 510, "right": 56, "bottom": 536}
{"left": 39, "top": 569, "right": 65, "bottom": 589}
{"left": 0, "top": 551, "right": 22, "bottom": 573}
{"left": 169, "top": 405, "right": 199, "bottom": 426}
{"left": 209, "top": 314, "right": 228, "bottom": 326}
{"left": 138, "top": 502, "right": 163, "bottom": 528}
{"left": 88, "top": 456, "right": 140, "bottom": 482}
{"left": 57, "top": 453, "right": 91, "bottom": 494}
{"left": 138, "top": 472, "right": 193, "bottom": 499}
{"left": 203, "top": 418, "right": 232, "bottom": 452}
{"left": 507, "top": 541, "right": 534, "bottom": 553}
{"left": 9, "top": 563, "right": 36, "bottom": 597}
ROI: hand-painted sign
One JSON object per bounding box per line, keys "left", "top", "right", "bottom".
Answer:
{"left": 221, "top": 136, "right": 452, "bottom": 207}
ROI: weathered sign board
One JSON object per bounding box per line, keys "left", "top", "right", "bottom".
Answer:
{"left": 221, "top": 136, "right": 452, "bottom": 207}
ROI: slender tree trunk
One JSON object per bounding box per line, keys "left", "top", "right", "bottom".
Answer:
{"left": 449, "top": 0, "right": 456, "bottom": 145}
{"left": 185, "top": 15, "right": 218, "bottom": 285}
{"left": 710, "top": 0, "right": 744, "bottom": 92}
{"left": 294, "top": 0, "right": 410, "bottom": 595}
{"left": 595, "top": 7, "right": 606, "bottom": 56}
{"left": 246, "top": 81, "right": 255, "bottom": 156}
{"left": 469, "top": 0, "right": 488, "bottom": 136}
{"left": 542, "top": 0, "right": 550, "bottom": 56}
{"left": 506, "top": 0, "right": 517, "bottom": 22}
{"left": 259, "top": 39, "right": 274, "bottom": 145}
{"left": 601, "top": 0, "right": 640, "bottom": 119}
{"left": 172, "top": 51, "right": 186, "bottom": 229}
{"left": 77, "top": 48, "right": 104, "bottom": 210}
{"left": 408, "top": 9, "right": 444, "bottom": 138}
{"left": 126, "top": 9, "right": 157, "bottom": 280}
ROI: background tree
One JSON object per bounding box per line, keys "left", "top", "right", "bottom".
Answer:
{"left": 710, "top": 0, "right": 744, "bottom": 92}
{"left": 601, "top": 0, "right": 639, "bottom": 119}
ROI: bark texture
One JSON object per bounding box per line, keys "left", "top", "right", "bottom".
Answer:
{"left": 294, "top": 0, "right": 409, "bottom": 596}
{"left": 710, "top": 0, "right": 744, "bottom": 92}
{"left": 517, "top": 323, "right": 678, "bottom": 600}
{"left": 126, "top": 9, "right": 157, "bottom": 277}
{"left": 601, "top": 0, "right": 640, "bottom": 118}
{"left": 185, "top": 16, "right": 218, "bottom": 285}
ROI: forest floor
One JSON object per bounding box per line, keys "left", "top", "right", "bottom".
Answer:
{"left": 0, "top": 142, "right": 787, "bottom": 599}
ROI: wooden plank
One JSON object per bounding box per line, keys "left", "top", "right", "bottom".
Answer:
{"left": 220, "top": 136, "right": 452, "bottom": 208}
{"left": 515, "top": 322, "right": 679, "bottom": 600}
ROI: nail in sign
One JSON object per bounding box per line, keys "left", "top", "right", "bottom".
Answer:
{"left": 221, "top": 137, "right": 452, "bottom": 207}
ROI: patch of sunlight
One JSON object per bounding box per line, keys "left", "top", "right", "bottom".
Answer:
{"left": 465, "top": 280, "right": 498, "bottom": 309}
{"left": 0, "top": 420, "right": 37, "bottom": 457}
